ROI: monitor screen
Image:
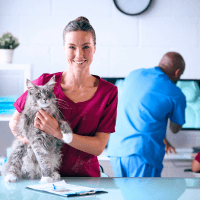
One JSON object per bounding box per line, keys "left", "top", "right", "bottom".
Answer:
{"left": 176, "top": 79, "right": 200, "bottom": 130}
{"left": 103, "top": 78, "right": 200, "bottom": 130}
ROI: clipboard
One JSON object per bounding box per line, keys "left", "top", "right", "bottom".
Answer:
{"left": 26, "top": 180, "right": 108, "bottom": 197}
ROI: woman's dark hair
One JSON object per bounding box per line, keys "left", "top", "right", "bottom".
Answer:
{"left": 63, "top": 16, "right": 96, "bottom": 45}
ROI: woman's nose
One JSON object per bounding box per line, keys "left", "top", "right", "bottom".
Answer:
{"left": 75, "top": 48, "right": 84, "bottom": 58}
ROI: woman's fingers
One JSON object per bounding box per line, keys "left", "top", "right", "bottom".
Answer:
{"left": 16, "top": 135, "right": 29, "bottom": 144}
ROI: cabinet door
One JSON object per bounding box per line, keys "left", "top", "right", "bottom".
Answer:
{"left": 99, "top": 160, "right": 115, "bottom": 177}
{"left": 162, "top": 161, "right": 196, "bottom": 178}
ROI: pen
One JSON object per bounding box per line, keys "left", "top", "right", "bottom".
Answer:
{"left": 52, "top": 184, "right": 56, "bottom": 190}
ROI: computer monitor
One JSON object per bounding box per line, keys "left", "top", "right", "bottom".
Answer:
{"left": 103, "top": 78, "right": 200, "bottom": 130}
{"left": 176, "top": 79, "right": 200, "bottom": 130}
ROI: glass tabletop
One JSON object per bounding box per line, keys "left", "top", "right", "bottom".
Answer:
{"left": 0, "top": 177, "right": 200, "bottom": 200}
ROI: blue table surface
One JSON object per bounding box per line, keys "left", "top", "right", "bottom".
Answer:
{"left": 0, "top": 176, "right": 200, "bottom": 200}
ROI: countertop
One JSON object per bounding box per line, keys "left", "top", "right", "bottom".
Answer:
{"left": 98, "top": 148, "right": 195, "bottom": 161}
{"left": 0, "top": 177, "right": 200, "bottom": 200}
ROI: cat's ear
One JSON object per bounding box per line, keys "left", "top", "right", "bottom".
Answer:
{"left": 26, "top": 79, "right": 36, "bottom": 94}
{"left": 47, "top": 75, "right": 56, "bottom": 90}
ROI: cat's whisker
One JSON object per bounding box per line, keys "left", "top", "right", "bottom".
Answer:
{"left": 56, "top": 102, "right": 72, "bottom": 110}
{"left": 54, "top": 98, "right": 70, "bottom": 107}
{"left": 54, "top": 107, "right": 66, "bottom": 120}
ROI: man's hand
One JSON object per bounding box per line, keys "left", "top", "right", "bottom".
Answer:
{"left": 164, "top": 138, "right": 177, "bottom": 154}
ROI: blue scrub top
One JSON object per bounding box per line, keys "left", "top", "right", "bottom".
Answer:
{"left": 107, "top": 67, "right": 186, "bottom": 171}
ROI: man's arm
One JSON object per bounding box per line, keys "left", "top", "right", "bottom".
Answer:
{"left": 169, "top": 120, "right": 182, "bottom": 134}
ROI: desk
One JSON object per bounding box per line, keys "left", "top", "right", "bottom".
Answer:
{"left": 98, "top": 148, "right": 196, "bottom": 177}
{"left": 0, "top": 177, "right": 200, "bottom": 200}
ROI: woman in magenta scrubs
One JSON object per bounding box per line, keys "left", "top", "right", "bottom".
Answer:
{"left": 9, "top": 16, "right": 118, "bottom": 177}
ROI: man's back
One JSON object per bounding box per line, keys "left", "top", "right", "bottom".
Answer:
{"left": 107, "top": 67, "right": 186, "bottom": 170}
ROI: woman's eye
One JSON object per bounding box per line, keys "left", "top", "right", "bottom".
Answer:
{"left": 83, "top": 46, "right": 89, "bottom": 49}
{"left": 69, "top": 46, "right": 75, "bottom": 49}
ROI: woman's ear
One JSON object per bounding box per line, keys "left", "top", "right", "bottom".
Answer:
{"left": 94, "top": 43, "right": 96, "bottom": 54}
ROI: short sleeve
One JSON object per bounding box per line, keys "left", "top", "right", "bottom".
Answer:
{"left": 195, "top": 152, "right": 200, "bottom": 163}
{"left": 169, "top": 93, "right": 186, "bottom": 125}
{"left": 96, "top": 87, "right": 118, "bottom": 133}
{"left": 13, "top": 74, "right": 45, "bottom": 113}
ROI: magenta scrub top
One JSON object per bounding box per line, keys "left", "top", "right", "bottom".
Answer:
{"left": 13, "top": 72, "right": 118, "bottom": 177}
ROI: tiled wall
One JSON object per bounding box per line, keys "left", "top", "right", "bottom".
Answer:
{"left": 1, "top": 0, "right": 200, "bottom": 79}
{"left": 1, "top": 0, "right": 200, "bottom": 154}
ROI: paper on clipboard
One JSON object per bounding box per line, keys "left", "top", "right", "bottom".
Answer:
{"left": 26, "top": 180, "right": 107, "bottom": 197}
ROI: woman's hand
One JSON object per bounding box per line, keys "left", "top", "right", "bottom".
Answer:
{"left": 163, "top": 138, "right": 177, "bottom": 154}
{"left": 34, "top": 109, "right": 62, "bottom": 140}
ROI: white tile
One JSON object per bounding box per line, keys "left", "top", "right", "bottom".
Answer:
{"left": 169, "top": 47, "right": 200, "bottom": 79}
{"left": 92, "top": 16, "right": 138, "bottom": 46}
{"left": 52, "top": 0, "right": 112, "bottom": 18}
{"left": 0, "top": 16, "right": 20, "bottom": 38}
{"left": 172, "top": 0, "right": 200, "bottom": 17}
{"left": 0, "top": 0, "right": 51, "bottom": 15}
{"left": 140, "top": 17, "right": 198, "bottom": 47}
{"left": 110, "top": 47, "right": 169, "bottom": 77}
{"left": 20, "top": 16, "right": 71, "bottom": 45}
{"left": 12, "top": 45, "right": 51, "bottom": 80}
{"left": 90, "top": 46, "right": 110, "bottom": 77}
{"left": 50, "top": 46, "right": 68, "bottom": 73}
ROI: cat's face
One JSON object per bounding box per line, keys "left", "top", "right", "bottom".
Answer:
{"left": 33, "top": 87, "right": 53, "bottom": 107}
{"left": 26, "top": 76, "right": 56, "bottom": 108}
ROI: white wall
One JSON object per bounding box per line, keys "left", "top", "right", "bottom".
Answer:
{"left": 1, "top": 0, "right": 200, "bottom": 79}
{"left": 0, "top": 0, "right": 200, "bottom": 154}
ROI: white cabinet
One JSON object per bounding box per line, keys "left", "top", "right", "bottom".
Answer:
{"left": 98, "top": 149, "right": 196, "bottom": 178}
{"left": 161, "top": 160, "right": 195, "bottom": 178}
{"left": 0, "top": 64, "right": 31, "bottom": 156}
{"left": 99, "top": 160, "right": 115, "bottom": 177}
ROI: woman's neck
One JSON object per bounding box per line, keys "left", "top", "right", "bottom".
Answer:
{"left": 62, "top": 68, "right": 94, "bottom": 90}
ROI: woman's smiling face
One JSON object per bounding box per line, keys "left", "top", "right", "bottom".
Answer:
{"left": 63, "top": 31, "right": 96, "bottom": 71}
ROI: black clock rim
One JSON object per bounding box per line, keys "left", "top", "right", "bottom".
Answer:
{"left": 113, "top": 0, "right": 152, "bottom": 16}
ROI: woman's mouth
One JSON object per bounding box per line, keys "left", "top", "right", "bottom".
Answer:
{"left": 73, "top": 60, "right": 86, "bottom": 64}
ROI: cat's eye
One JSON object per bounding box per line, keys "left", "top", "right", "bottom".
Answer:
{"left": 36, "top": 93, "right": 41, "bottom": 98}
{"left": 46, "top": 91, "right": 51, "bottom": 98}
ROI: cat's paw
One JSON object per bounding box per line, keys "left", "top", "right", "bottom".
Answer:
{"left": 52, "top": 172, "right": 60, "bottom": 181}
{"left": 4, "top": 174, "right": 18, "bottom": 182}
{"left": 40, "top": 176, "right": 53, "bottom": 183}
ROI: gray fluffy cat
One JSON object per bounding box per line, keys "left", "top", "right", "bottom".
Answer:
{"left": 3, "top": 75, "right": 72, "bottom": 183}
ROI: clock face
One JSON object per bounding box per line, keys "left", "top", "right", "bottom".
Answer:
{"left": 113, "top": 0, "right": 152, "bottom": 16}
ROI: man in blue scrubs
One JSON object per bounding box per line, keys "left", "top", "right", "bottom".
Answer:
{"left": 107, "top": 52, "right": 186, "bottom": 177}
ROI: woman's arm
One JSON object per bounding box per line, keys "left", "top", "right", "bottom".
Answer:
{"left": 69, "top": 132, "right": 110, "bottom": 156}
{"left": 191, "top": 159, "right": 200, "bottom": 172}
{"left": 9, "top": 110, "right": 29, "bottom": 143}
{"left": 34, "top": 109, "right": 110, "bottom": 156}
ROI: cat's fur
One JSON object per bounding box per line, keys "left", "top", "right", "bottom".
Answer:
{"left": 3, "top": 75, "right": 72, "bottom": 183}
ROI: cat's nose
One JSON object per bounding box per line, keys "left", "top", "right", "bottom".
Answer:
{"left": 44, "top": 98, "right": 47, "bottom": 101}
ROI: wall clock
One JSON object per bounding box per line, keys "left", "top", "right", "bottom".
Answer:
{"left": 113, "top": 0, "right": 152, "bottom": 16}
